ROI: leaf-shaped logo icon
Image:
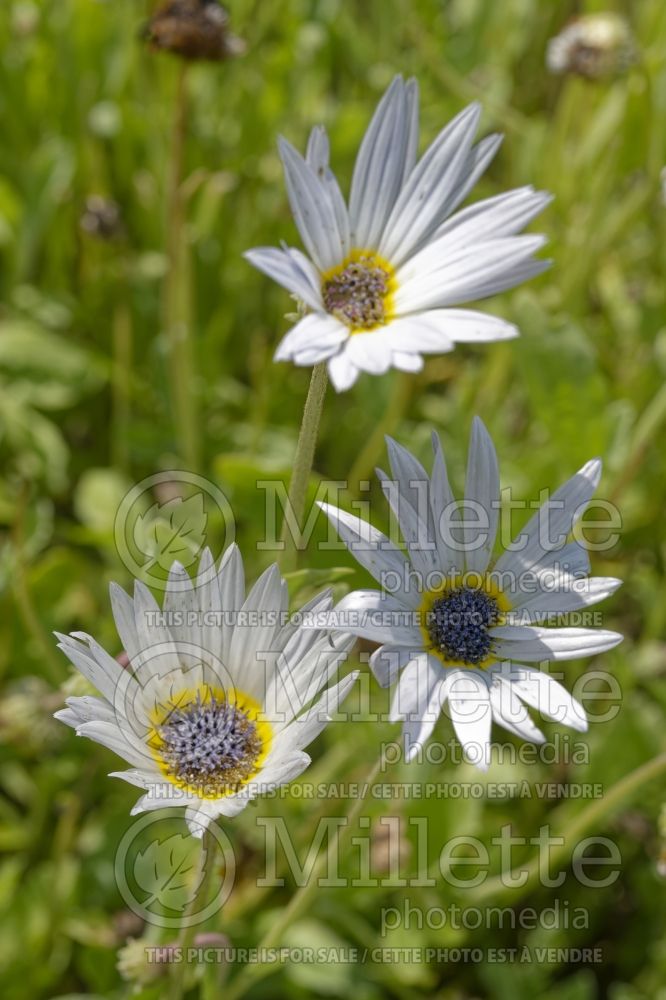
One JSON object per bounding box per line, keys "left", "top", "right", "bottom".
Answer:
{"left": 133, "top": 494, "right": 208, "bottom": 573}
{"left": 133, "top": 833, "right": 206, "bottom": 912}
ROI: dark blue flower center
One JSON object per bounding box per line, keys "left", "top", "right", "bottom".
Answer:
{"left": 426, "top": 587, "right": 500, "bottom": 666}
{"left": 156, "top": 693, "right": 263, "bottom": 794}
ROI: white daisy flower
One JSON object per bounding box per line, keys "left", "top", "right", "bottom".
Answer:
{"left": 245, "top": 75, "right": 552, "bottom": 391}
{"left": 318, "top": 418, "right": 623, "bottom": 768}
{"left": 54, "top": 546, "right": 358, "bottom": 837}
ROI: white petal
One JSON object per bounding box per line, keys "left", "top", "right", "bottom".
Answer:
{"left": 402, "top": 692, "right": 444, "bottom": 760}
{"left": 489, "top": 678, "right": 546, "bottom": 744}
{"left": 305, "top": 126, "right": 351, "bottom": 257}
{"left": 491, "top": 624, "right": 623, "bottom": 662}
{"left": 390, "top": 653, "right": 444, "bottom": 721}
{"left": 131, "top": 581, "right": 182, "bottom": 677}
{"left": 272, "top": 671, "right": 358, "bottom": 754}
{"left": 326, "top": 349, "right": 360, "bottom": 392}
{"left": 267, "top": 631, "right": 356, "bottom": 724}
{"left": 109, "top": 582, "right": 141, "bottom": 663}
{"left": 499, "top": 665, "right": 588, "bottom": 732}
{"left": 391, "top": 351, "right": 424, "bottom": 373}
{"left": 317, "top": 502, "right": 420, "bottom": 609}
{"left": 382, "top": 314, "right": 455, "bottom": 354}
{"left": 278, "top": 136, "right": 343, "bottom": 271}
{"left": 396, "top": 309, "right": 519, "bottom": 346}
{"left": 430, "top": 432, "right": 463, "bottom": 575}
{"left": 163, "top": 560, "right": 202, "bottom": 655}
{"left": 401, "top": 78, "right": 420, "bottom": 183}
{"left": 275, "top": 312, "right": 348, "bottom": 364}
{"left": 508, "top": 576, "right": 622, "bottom": 619}
{"left": 391, "top": 655, "right": 446, "bottom": 761}
{"left": 349, "top": 76, "right": 411, "bottom": 249}
{"left": 394, "top": 235, "right": 549, "bottom": 313}
{"left": 376, "top": 468, "right": 439, "bottom": 585}
{"left": 55, "top": 632, "right": 124, "bottom": 704}
{"left": 343, "top": 331, "right": 392, "bottom": 375}
{"left": 75, "top": 720, "right": 151, "bottom": 769}
{"left": 244, "top": 246, "right": 323, "bottom": 312}
{"left": 59, "top": 694, "right": 117, "bottom": 727}
{"left": 195, "top": 548, "right": 224, "bottom": 670}
{"left": 185, "top": 795, "right": 249, "bottom": 836}
{"left": 379, "top": 103, "right": 483, "bottom": 266}
{"left": 385, "top": 435, "right": 432, "bottom": 518}
{"left": 54, "top": 708, "right": 81, "bottom": 729}
{"left": 109, "top": 768, "right": 162, "bottom": 790}
{"left": 445, "top": 670, "right": 493, "bottom": 771}
{"left": 495, "top": 459, "right": 603, "bottom": 580}
{"left": 332, "top": 589, "right": 421, "bottom": 646}
{"left": 443, "top": 133, "right": 503, "bottom": 218}
{"left": 228, "top": 563, "right": 283, "bottom": 696}
{"left": 463, "top": 417, "right": 499, "bottom": 576}
{"left": 369, "top": 644, "right": 421, "bottom": 687}
{"left": 246, "top": 751, "right": 312, "bottom": 796}
{"left": 185, "top": 803, "right": 217, "bottom": 837}
{"left": 274, "top": 589, "right": 334, "bottom": 655}
{"left": 131, "top": 790, "right": 199, "bottom": 816}
{"left": 433, "top": 187, "right": 552, "bottom": 247}
{"left": 305, "top": 124, "right": 329, "bottom": 173}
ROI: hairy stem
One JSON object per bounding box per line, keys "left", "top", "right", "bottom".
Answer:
{"left": 169, "top": 827, "right": 219, "bottom": 1000}
{"left": 163, "top": 63, "right": 199, "bottom": 471}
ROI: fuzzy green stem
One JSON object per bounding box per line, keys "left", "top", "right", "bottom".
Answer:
{"left": 168, "top": 827, "right": 219, "bottom": 1000}
{"left": 223, "top": 745, "right": 393, "bottom": 1000}
{"left": 280, "top": 363, "right": 328, "bottom": 572}
{"left": 111, "top": 297, "right": 132, "bottom": 471}
{"left": 163, "top": 63, "right": 199, "bottom": 471}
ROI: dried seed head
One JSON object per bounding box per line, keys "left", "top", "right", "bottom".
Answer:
{"left": 547, "top": 14, "right": 637, "bottom": 80}
{"left": 80, "top": 195, "right": 123, "bottom": 242}
{"left": 143, "top": 0, "right": 245, "bottom": 62}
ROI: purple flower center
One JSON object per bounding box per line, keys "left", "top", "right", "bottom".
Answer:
{"left": 322, "top": 255, "right": 390, "bottom": 330}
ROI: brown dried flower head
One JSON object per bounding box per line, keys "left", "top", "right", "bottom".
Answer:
{"left": 144, "top": 0, "right": 245, "bottom": 62}
{"left": 547, "top": 14, "right": 637, "bottom": 81}
{"left": 80, "top": 195, "right": 123, "bottom": 242}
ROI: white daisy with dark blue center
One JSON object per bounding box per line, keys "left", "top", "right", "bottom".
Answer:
{"left": 245, "top": 75, "right": 552, "bottom": 391}
{"left": 54, "top": 546, "right": 358, "bottom": 836}
{"left": 318, "top": 419, "right": 623, "bottom": 768}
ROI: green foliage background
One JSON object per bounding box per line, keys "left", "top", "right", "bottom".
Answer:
{"left": 1, "top": 0, "right": 665, "bottom": 997}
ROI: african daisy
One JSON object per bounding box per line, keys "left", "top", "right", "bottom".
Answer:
{"left": 319, "top": 419, "right": 623, "bottom": 767}
{"left": 246, "top": 75, "right": 551, "bottom": 391}
{"left": 54, "top": 546, "right": 358, "bottom": 836}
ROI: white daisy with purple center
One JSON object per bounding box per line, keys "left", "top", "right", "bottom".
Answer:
{"left": 246, "top": 76, "right": 551, "bottom": 391}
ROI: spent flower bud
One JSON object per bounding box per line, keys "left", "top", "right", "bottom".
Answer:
{"left": 547, "top": 14, "right": 637, "bottom": 80}
{"left": 143, "top": 0, "right": 245, "bottom": 62}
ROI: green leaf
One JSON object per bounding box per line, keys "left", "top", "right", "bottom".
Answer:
{"left": 0, "top": 319, "right": 104, "bottom": 393}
